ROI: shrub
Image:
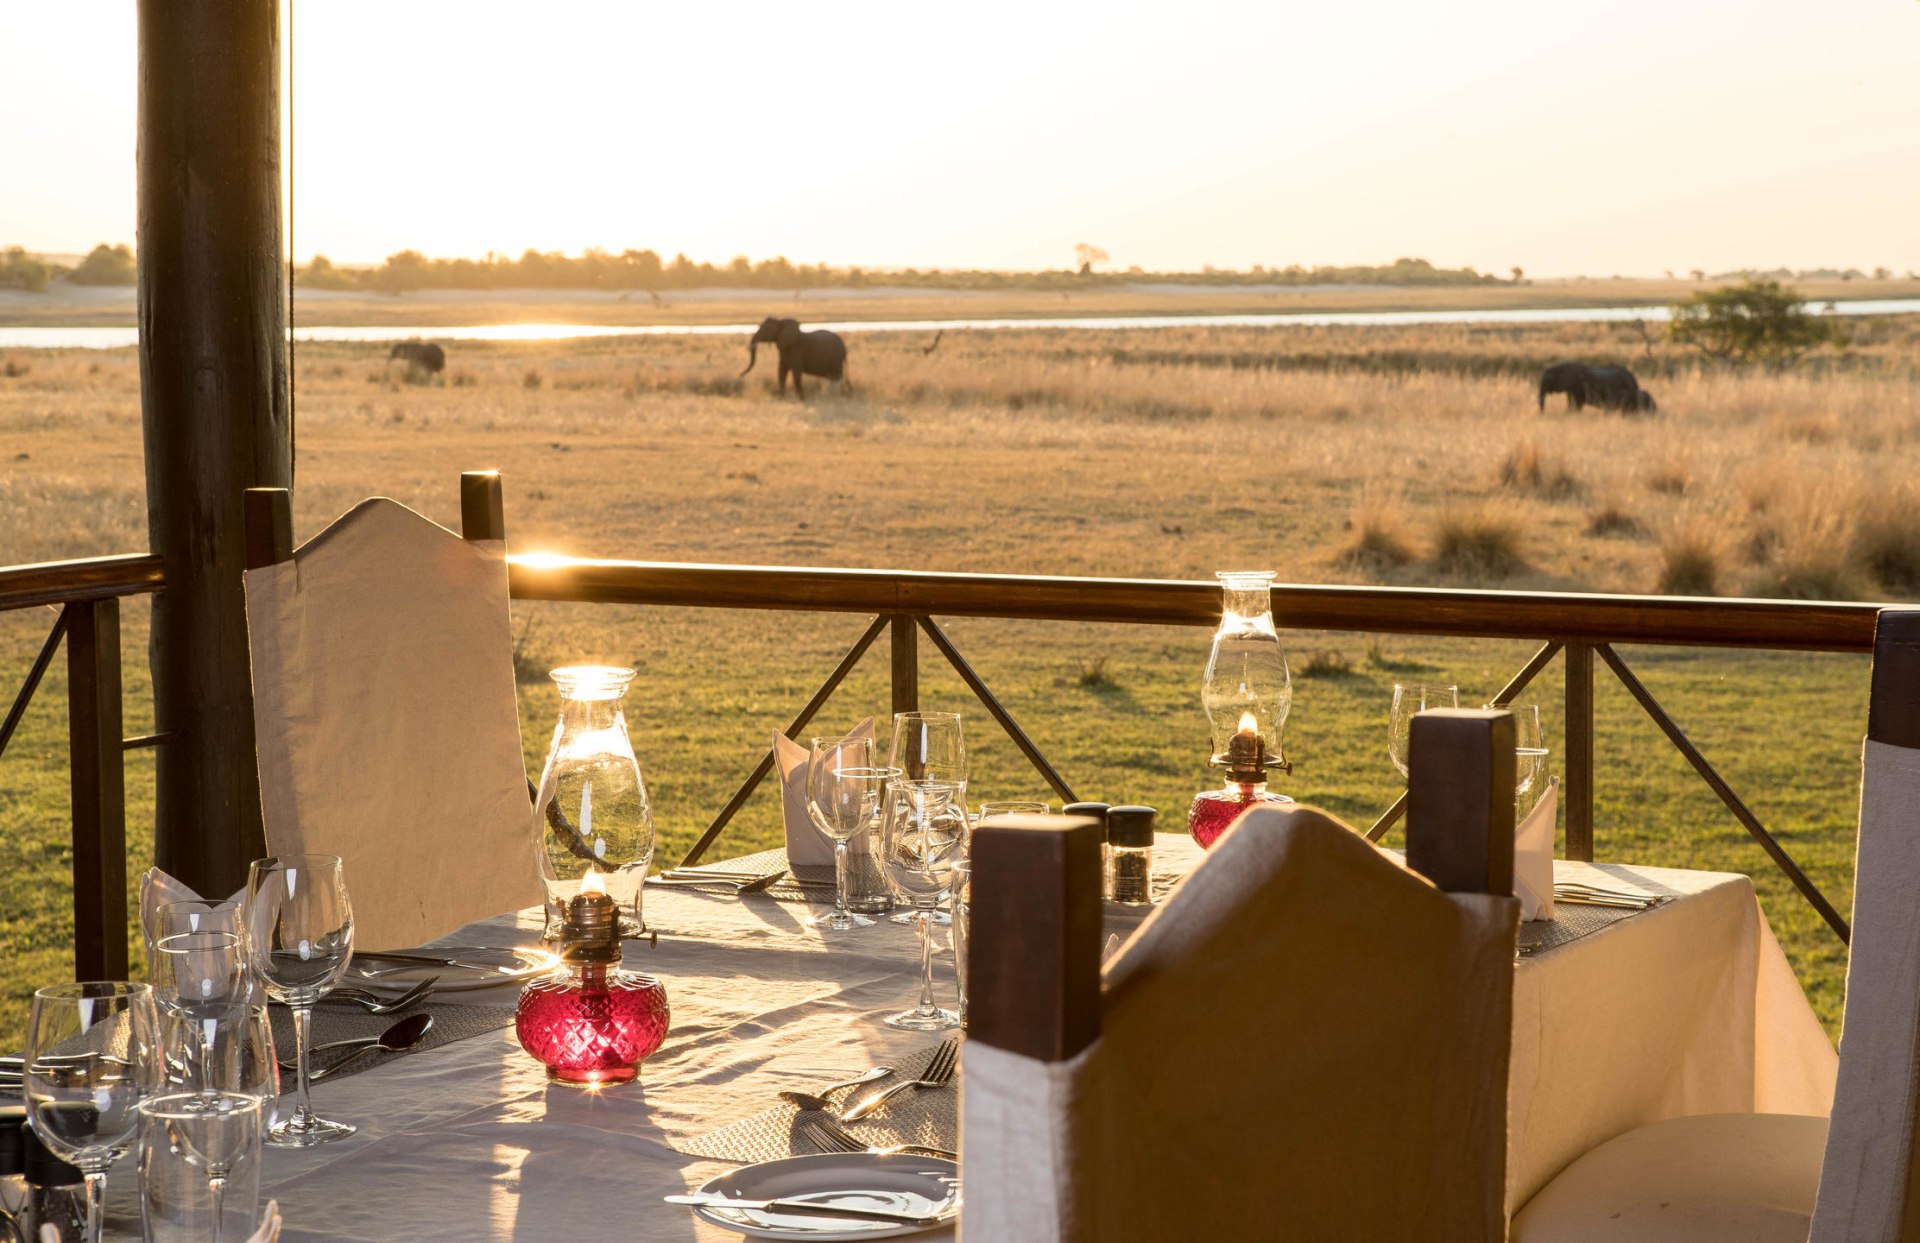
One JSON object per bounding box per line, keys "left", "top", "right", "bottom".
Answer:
{"left": 0, "top": 247, "right": 51, "bottom": 292}
{"left": 1584, "top": 503, "right": 1644, "bottom": 539}
{"left": 1667, "top": 279, "right": 1846, "bottom": 368}
{"left": 1432, "top": 502, "right": 1528, "bottom": 580}
{"left": 522, "top": 368, "right": 542, "bottom": 390}
{"left": 1073, "top": 657, "right": 1117, "bottom": 689}
{"left": 1336, "top": 487, "right": 1416, "bottom": 572}
{"left": 1297, "top": 650, "right": 1355, "bottom": 679}
{"left": 1499, "top": 439, "right": 1583, "bottom": 501}
{"left": 1656, "top": 517, "right": 1727, "bottom": 595}
{"left": 67, "top": 243, "right": 134, "bottom": 286}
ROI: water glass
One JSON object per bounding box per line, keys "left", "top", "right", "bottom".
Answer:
{"left": 1511, "top": 702, "right": 1550, "bottom": 815}
{"left": 138, "top": 1092, "right": 262, "bottom": 1243}
{"left": 976, "top": 800, "right": 1050, "bottom": 825}
{"left": 889, "top": 712, "right": 967, "bottom": 788}
{"left": 880, "top": 778, "right": 967, "bottom": 1031}
{"left": 1388, "top": 682, "right": 1459, "bottom": 777}
{"left": 159, "top": 1004, "right": 281, "bottom": 1109}
{"left": 805, "top": 736, "right": 893, "bottom": 931}
{"left": 23, "top": 982, "right": 163, "bottom": 1243}
{"left": 245, "top": 853, "right": 355, "bottom": 1147}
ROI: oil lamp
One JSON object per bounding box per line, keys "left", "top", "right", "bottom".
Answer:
{"left": 1187, "top": 570, "right": 1294, "bottom": 849}
{"left": 515, "top": 869, "right": 669, "bottom": 1087}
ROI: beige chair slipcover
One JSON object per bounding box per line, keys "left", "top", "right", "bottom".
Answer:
{"left": 245, "top": 498, "right": 540, "bottom": 951}
{"left": 961, "top": 804, "right": 1520, "bottom": 1242}
{"left": 1515, "top": 736, "right": 1920, "bottom": 1242}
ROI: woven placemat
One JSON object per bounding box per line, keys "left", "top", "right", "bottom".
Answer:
{"left": 679, "top": 1040, "right": 959, "bottom": 1164}
{"left": 1518, "top": 899, "right": 1662, "bottom": 957}
{"left": 678, "top": 847, "right": 1191, "bottom": 909}
{"left": 269, "top": 1001, "right": 519, "bottom": 1085}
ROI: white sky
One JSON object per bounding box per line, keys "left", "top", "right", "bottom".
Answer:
{"left": 1, "top": 0, "right": 1917, "bottom": 275}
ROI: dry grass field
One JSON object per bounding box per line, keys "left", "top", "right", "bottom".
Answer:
{"left": 3, "top": 310, "right": 1918, "bottom": 1041}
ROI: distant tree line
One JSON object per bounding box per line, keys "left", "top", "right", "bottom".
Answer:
{"left": 0, "top": 243, "right": 134, "bottom": 290}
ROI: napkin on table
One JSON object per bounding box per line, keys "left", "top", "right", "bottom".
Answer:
{"left": 138, "top": 866, "right": 246, "bottom": 949}
{"left": 771, "top": 718, "right": 874, "bottom": 867}
{"left": 1516, "top": 778, "right": 1558, "bottom": 921}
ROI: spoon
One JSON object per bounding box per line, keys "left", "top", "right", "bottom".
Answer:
{"left": 281, "top": 1011, "right": 434, "bottom": 1078}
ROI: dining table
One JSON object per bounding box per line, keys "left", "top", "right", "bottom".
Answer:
{"left": 73, "top": 833, "right": 1836, "bottom": 1241}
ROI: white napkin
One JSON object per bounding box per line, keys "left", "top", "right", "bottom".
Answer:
{"left": 138, "top": 866, "right": 246, "bottom": 950}
{"left": 1516, "top": 778, "right": 1558, "bottom": 921}
{"left": 772, "top": 719, "right": 875, "bottom": 867}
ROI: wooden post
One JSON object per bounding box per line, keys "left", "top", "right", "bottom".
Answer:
{"left": 242, "top": 488, "right": 293, "bottom": 570}
{"left": 1406, "top": 708, "right": 1516, "bottom": 897}
{"left": 967, "top": 814, "right": 1105, "bottom": 1060}
{"left": 67, "top": 599, "right": 129, "bottom": 979}
{"left": 891, "top": 614, "right": 919, "bottom": 718}
{"left": 460, "top": 471, "right": 506, "bottom": 542}
{"left": 138, "top": 0, "right": 290, "bottom": 895}
{"left": 1869, "top": 610, "right": 1920, "bottom": 749}
{"left": 1563, "top": 640, "right": 1595, "bottom": 861}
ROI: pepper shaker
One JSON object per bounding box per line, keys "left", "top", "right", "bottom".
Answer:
{"left": 1106, "top": 806, "right": 1157, "bottom": 906}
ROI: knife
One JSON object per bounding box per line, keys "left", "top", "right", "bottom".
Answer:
{"left": 664, "top": 1193, "right": 945, "bottom": 1226}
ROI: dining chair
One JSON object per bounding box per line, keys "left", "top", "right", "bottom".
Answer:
{"left": 240, "top": 472, "right": 541, "bottom": 950}
{"left": 1511, "top": 608, "right": 1920, "bottom": 1243}
{"left": 961, "top": 709, "right": 1521, "bottom": 1242}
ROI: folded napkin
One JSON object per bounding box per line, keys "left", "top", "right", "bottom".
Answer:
{"left": 772, "top": 719, "right": 875, "bottom": 867}
{"left": 1516, "top": 778, "right": 1558, "bottom": 921}
{"left": 138, "top": 867, "right": 246, "bottom": 950}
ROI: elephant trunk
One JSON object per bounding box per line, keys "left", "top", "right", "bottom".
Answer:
{"left": 741, "top": 338, "right": 758, "bottom": 377}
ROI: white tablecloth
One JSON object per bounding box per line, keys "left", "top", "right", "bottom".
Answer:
{"left": 100, "top": 837, "right": 1834, "bottom": 1240}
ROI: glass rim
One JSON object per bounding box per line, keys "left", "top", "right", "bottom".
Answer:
{"left": 886, "top": 776, "right": 966, "bottom": 790}
{"left": 138, "top": 1090, "right": 263, "bottom": 1120}
{"left": 247, "top": 852, "right": 343, "bottom": 873}
{"left": 831, "top": 764, "right": 902, "bottom": 779}
{"left": 154, "top": 929, "right": 242, "bottom": 951}
{"left": 1215, "top": 569, "right": 1276, "bottom": 586}
{"left": 891, "top": 710, "right": 962, "bottom": 723}
{"left": 549, "top": 664, "right": 637, "bottom": 697}
{"left": 33, "top": 980, "right": 152, "bottom": 1001}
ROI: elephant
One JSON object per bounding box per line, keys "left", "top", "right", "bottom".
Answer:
{"left": 388, "top": 340, "right": 446, "bottom": 376}
{"left": 1537, "top": 362, "right": 1655, "bottom": 414}
{"left": 741, "top": 317, "right": 847, "bottom": 397}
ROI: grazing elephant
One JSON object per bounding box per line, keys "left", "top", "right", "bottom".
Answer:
{"left": 1537, "top": 362, "right": 1654, "bottom": 414}
{"left": 388, "top": 340, "right": 446, "bottom": 376}
{"left": 740, "top": 317, "right": 847, "bottom": 397}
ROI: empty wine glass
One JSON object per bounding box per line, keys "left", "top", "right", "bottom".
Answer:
{"left": 880, "top": 778, "right": 967, "bottom": 1031}
{"left": 1388, "top": 683, "right": 1459, "bottom": 777}
{"left": 889, "top": 711, "right": 967, "bottom": 788}
{"left": 1512, "top": 702, "right": 1550, "bottom": 814}
{"left": 159, "top": 1003, "right": 280, "bottom": 1105}
{"left": 138, "top": 1092, "right": 261, "bottom": 1243}
{"left": 23, "top": 981, "right": 163, "bottom": 1243}
{"left": 245, "top": 853, "right": 355, "bottom": 1147}
{"left": 806, "top": 735, "right": 894, "bottom": 931}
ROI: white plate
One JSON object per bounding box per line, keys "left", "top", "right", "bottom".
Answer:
{"left": 689, "top": 1152, "right": 960, "bottom": 1239}
{"left": 344, "top": 947, "right": 556, "bottom": 993}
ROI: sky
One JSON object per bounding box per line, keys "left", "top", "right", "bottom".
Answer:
{"left": 2, "top": 0, "right": 1918, "bottom": 276}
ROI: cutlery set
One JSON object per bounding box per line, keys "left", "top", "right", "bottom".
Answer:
{"left": 1552, "top": 882, "right": 1664, "bottom": 910}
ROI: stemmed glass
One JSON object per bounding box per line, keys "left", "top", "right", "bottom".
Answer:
{"left": 149, "top": 927, "right": 248, "bottom": 1091}
{"left": 1388, "top": 683, "right": 1459, "bottom": 777}
{"left": 245, "top": 853, "right": 355, "bottom": 1147}
{"left": 23, "top": 981, "right": 163, "bottom": 1243}
{"left": 889, "top": 712, "right": 967, "bottom": 788}
{"left": 880, "top": 778, "right": 967, "bottom": 1031}
{"left": 806, "top": 735, "right": 895, "bottom": 931}
{"left": 138, "top": 1092, "right": 261, "bottom": 1243}
{"left": 976, "top": 800, "right": 1049, "bottom": 825}
{"left": 158, "top": 1003, "right": 280, "bottom": 1103}
{"left": 1511, "top": 702, "right": 1550, "bottom": 816}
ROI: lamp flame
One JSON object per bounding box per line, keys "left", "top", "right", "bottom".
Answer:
{"left": 580, "top": 868, "right": 607, "bottom": 897}
{"left": 1237, "top": 710, "right": 1259, "bottom": 735}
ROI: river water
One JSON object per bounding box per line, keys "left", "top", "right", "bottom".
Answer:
{"left": 4, "top": 298, "right": 1917, "bottom": 351}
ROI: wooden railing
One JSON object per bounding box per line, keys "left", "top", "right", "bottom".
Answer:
{"left": 0, "top": 553, "right": 167, "bottom": 979}
{"left": 2, "top": 533, "right": 1884, "bottom": 982}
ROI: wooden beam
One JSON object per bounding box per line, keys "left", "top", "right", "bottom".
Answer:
{"left": 138, "top": 0, "right": 290, "bottom": 895}
{"left": 1406, "top": 708, "right": 1516, "bottom": 897}
{"left": 67, "top": 599, "right": 129, "bottom": 980}
{"left": 242, "top": 488, "right": 293, "bottom": 569}
{"left": 890, "top": 614, "right": 919, "bottom": 718}
{"left": 1869, "top": 610, "right": 1920, "bottom": 749}
{"left": 460, "top": 471, "right": 506, "bottom": 542}
{"left": 966, "top": 814, "right": 1104, "bottom": 1061}
{"left": 1562, "top": 641, "right": 1595, "bottom": 861}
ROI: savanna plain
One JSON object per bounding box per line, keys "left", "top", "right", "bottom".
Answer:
{"left": 5, "top": 309, "right": 1920, "bottom": 1042}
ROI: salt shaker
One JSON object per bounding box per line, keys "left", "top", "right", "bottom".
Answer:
{"left": 1062, "top": 802, "right": 1111, "bottom": 895}
{"left": 1106, "top": 805, "right": 1157, "bottom": 906}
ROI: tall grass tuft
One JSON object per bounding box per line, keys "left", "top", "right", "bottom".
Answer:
{"left": 1499, "top": 438, "right": 1583, "bottom": 501}
{"left": 1656, "top": 515, "right": 1727, "bottom": 596}
{"left": 1336, "top": 486, "right": 1416, "bottom": 572}
{"left": 1584, "top": 500, "right": 1645, "bottom": 539}
{"left": 1855, "top": 487, "right": 1920, "bottom": 597}
{"left": 1431, "top": 501, "right": 1528, "bottom": 580}
{"left": 1745, "top": 489, "right": 1859, "bottom": 600}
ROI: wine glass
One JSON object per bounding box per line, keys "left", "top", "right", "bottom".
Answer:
{"left": 976, "top": 800, "right": 1050, "bottom": 824}
{"left": 1511, "top": 702, "right": 1550, "bottom": 815}
{"left": 23, "top": 981, "right": 163, "bottom": 1243}
{"left": 244, "top": 853, "right": 355, "bottom": 1147}
{"left": 889, "top": 712, "right": 967, "bottom": 788}
{"left": 139, "top": 1092, "right": 261, "bottom": 1243}
{"left": 159, "top": 1003, "right": 281, "bottom": 1105}
{"left": 806, "top": 735, "right": 894, "bottom": 931}
{"left": 1388, "top": 683, "right": 1459, "bottom": 777}
{"left": 149, "top": 929, "right": 247, "bottom": 1089}
{"left": 880, "top": 778, "right": 967, "bottom": 1031}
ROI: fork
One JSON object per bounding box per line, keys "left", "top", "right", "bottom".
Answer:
{"left": 646, "top": 872, "right": 783, "bottom": 894}
{"left": 313, "top": 978, "right": 437, "bottom": 1014}
{"left": 803, "top": 1119, "right": 958, "bottom": 1161}
{"left": 840, "top": 1038, "right": 959, "bottom": 1123}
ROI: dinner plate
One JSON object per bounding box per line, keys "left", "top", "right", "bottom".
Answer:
{"left": 343, "top": 946, "right": 556, "bottom": 993}
{"left": 689, "top": 1152, "right": 960, "bottom": 1239}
